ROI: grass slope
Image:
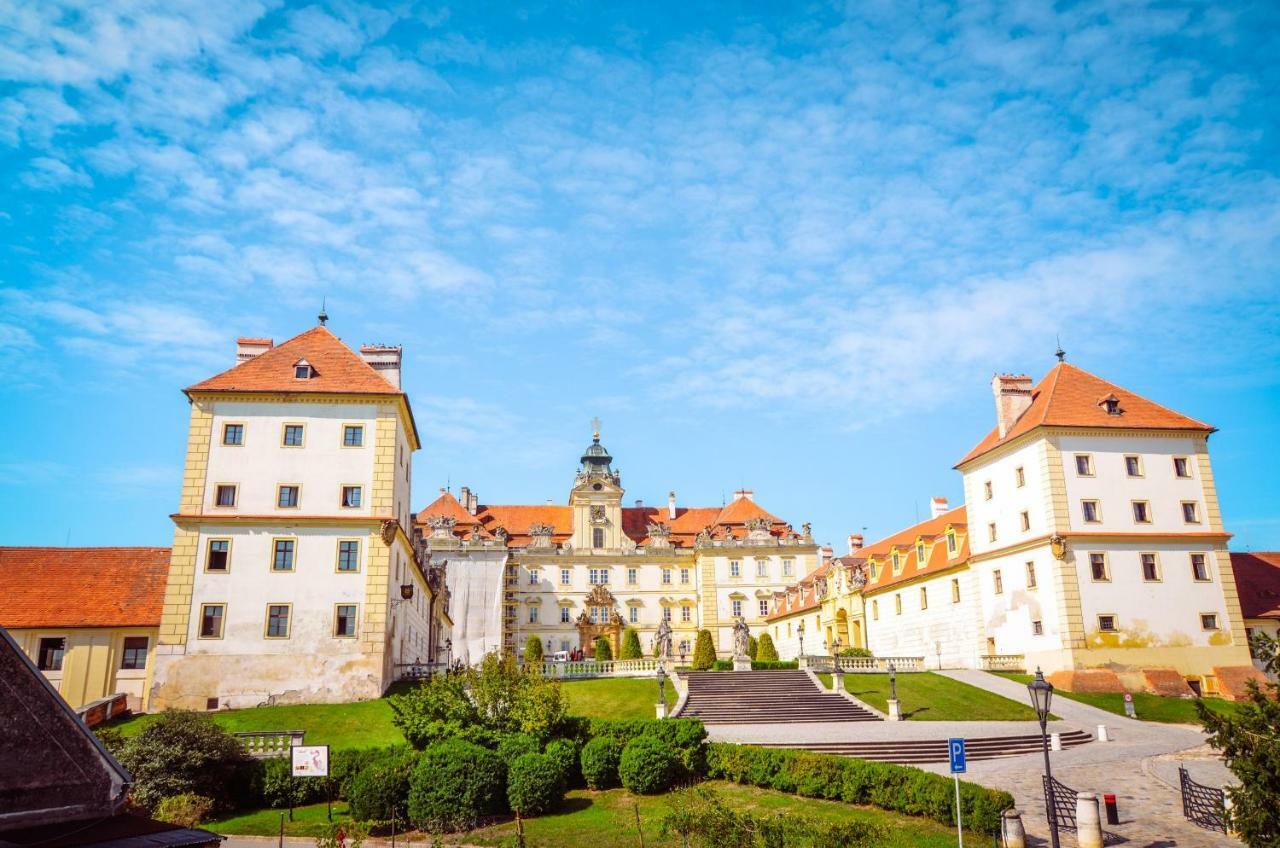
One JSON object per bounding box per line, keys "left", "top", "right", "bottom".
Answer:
{"left": 816, "top": 672, "right": 1043, "bottom": 721}
{"left": 993, "top": 673, "right": 1240, "bottom": 724}
{"left": 207, "top": 783, "right": 981, "bottom": 846}
{"left": 559, "top": 677, "right": 673, "bottom": 720}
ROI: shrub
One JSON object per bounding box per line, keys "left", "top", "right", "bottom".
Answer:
{"left": 756, "top": 633, "right": 780, "bottom": 663}
{"left": 153, "top": 794, "right": 213, "bottom": 827}
{"left": 747, "top": 636, "right": 758, "bottom": 661}
{"left": 713, "top": 659, "right": 796, "bottom": 671}
{"left": 524, "top": 635, "right": 543, "bottom": 663}
{"left": 619, "top": 736, "right": 677, "bottom": 795}
{"left": 507, "top": 752, "right": 564, "bottom": 816}
{"left": 691, "top": 630, "right": 716, "bottom": 670}
{"left": 587, "top": 718, "right": 708, "bottom": 780}
{"left": 838, "top": 647, "right": 873, "bottom": 658}
{"left": 497, "top": 733, "right": 541, "bottom": 763}
{"left": 348, "top": 751, "right": 417, "bottom": 824}
{"left": 620, "top": 627, "right": 643, "bottom": 660}
{"left": 580, "top": 736, "right": 624, "bottom": 790}
{"left": 593, "top": 636, "right": 613, "bottom": 661}
{"left": 544, "top": 738, "right": 582, "bottom": 788}
{"left": 332, "top": 747, "right": 408, "bottom": 801}
{"left": 261, "top": 757, "right": 325, "bottom": 808}
{"left": 116, "top": 710, "right": 250, "bottom": 813}
{"left": 706, "top": 743, "right": 1013, "bottom": 833}
{"left": 408, "top": 738, "right": 507, "bottom": 831}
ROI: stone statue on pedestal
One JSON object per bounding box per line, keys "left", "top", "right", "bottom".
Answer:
{"left": 653, "top": 618, "right": 672, "bottom": 660}
{"left": 732, "top": 616, "right": 751, "bottom": 658}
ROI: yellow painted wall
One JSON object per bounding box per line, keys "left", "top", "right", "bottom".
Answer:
{"left": 11, "top": 627, "right": 158, "bottom": 711}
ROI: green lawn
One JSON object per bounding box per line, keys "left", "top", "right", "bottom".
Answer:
{"left": 993, "top": 673, "right": 1240, "bottom": 724}
{"left": 560, "top": 677, "right": 673, "bottom": 720}
{"left": 816, "top": 672, "right": 1046, "bottom": 721}
{"left": 207, "top": 782, "right": 982, "bottom": 847}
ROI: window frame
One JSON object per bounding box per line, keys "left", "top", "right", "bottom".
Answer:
{"left": 1181, "top": 501, "right": 1201, "bottom": 524}
{"left": 1081, "top": 499, "right": 1101, "bottom": 524}
{"left": 682, "top": 605, "right": 693, "bottom": 623}
{"left": 1088, "top": 552, "right": 1110, "bottom": 582}
{"left": 894, "top": 594, "right": 902, "bottom": 615}
{"left": 340, "top": 484, "right": 363, "bottom": 509}
{"left": 198, "top": 603, "right": 226, "bottom": 639}
{"left": 662, "top": 568, "right": 672, "bottom": 585}
{"left": 591, "top": 527, "right": 605, "bottom": 549}
{"left": 1200, "top": 613, "right": 1219, "bottom": 631}
{"left": 270, "top": 537, "right": 297, "bottom": 572}
{"left": 560, "top": 568, "right": 571, "bottom": 585}
{"left": 1097, "top": 613, "right": 1118, "bottom": 633}
{"left": 221, "top": 422, "right": 245, "bottom": 446}
{"left": 987, "top": 522, "right": 997, "bottom": 543}
{"left": 280, "top": 422, "right": 306, "bottom": 448}
{"left": 755, "top": 558, "right": 768, "bottom": 578}
{"left": 1025, "top": 560, "right": 1037, "bottom": 589}
{"left": 1020, "top": 511, "right": 1030, "bottom": 532}
{"left": 1032, "top": 620, "right": 1043, "bottom": 636}
{"left": 782, "top": 558, "right": 793, "bottom": 576}
{"left": 341, "top": 424, "right": 365, "bottom": 448}
{"left": 213, "top": 483, "right": 238, "bottom": 508}
{"left": 1015, "top": 466, "right": 1025, "bottom": 488}
{"left": 680, "top": 568, "right": 691, "bottom": 584}
{"left": 119, "top": 635, "right": 149, "bottom": 670}
{"left": 334, "top": 603, "right": 359, "bottom": 638}
{"left": 729, "top": 560, "right": 741, "bottom": 578}
{"left": 759, "top": 599, "right": 770, "bottom": 617}
{"left": 528, "top": 606, "right": 539, "bottom": 624}
{"left": 1074, "top": 453, "right": 1094, "bottom": 476}
{"left": 1173, "top": 456, "right": 1192, "bottom": 478}
{"left": 1190, "top": 552, "right": 1212, "bottom": 582}
{"left": 1124, "top": 455, "right": 1144, "bottom": 478}
{"left": 205, "top": 537, "right": 232, "bottom": 572}
{"left": 264, "top": 603, "right": 292, "bottom": 639}
{"left": 560, "top": 607, "right": 571, "bottom": 624}
{"left": 1140, "top": 551, "right": 1161, "bottom": 582}
{"left": 37, "top": 636, "right": 66, "bottom": 672}
{"left": 1131, "top": 500, "right": 1152, "bottom": 524}
{"left": 919, "top": 586, "right": 928, "bottom": 610}
{"left": 335, "top": 538, "right": 362, "bottom": 573}
{"left": 626, "top": 567, "right": 638, "bottom": 584}
{"left": 951, "top": 578, "right": 960, "bottom": 604}
{"left": 629, "top": 606, "right": 639, "bottom": 624}
{"left": 993, "top": 569, "right": 1003, "bottom": 595}
{"left": 276, "top": 483, "right": 301, "bottom": 509}
{"left": 946, "top": 530, "right": 957, "bottom": 555}
{"left": 983, "top": 480, "right": 993, "bottom": 501}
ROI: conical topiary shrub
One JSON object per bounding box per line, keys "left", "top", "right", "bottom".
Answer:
{"left": 594, "top": 635, "right": 613, "bottom": 661}
{"left": 620, "top": 627, "right": 643, "bottom": 660}
{"left": 691, "top": 629, "right": 716, "bottom": 670}
{"left": 756, "top": 632, "right": 780, "bottom": 663}
{"left": 525, "top": 635, "right": 544, "bottom": 663}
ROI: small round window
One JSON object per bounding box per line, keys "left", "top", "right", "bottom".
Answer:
{"left": 592, "top": 483, "right": 603, "bottom": 491}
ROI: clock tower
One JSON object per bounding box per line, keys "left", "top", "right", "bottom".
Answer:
{"left": 569, "top": 425, "right": 625, "bottom": 553}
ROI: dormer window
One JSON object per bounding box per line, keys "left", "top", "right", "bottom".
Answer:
{"left": 916, "top": 542, "right": 925, "bottom": 564}
{"left": 294, "top": 360, "right": 314, "bottom": 379}
{"left": 946, "top": 529, "right": 957, "bottom": 555}
{"left": 1099, "top": 394, "right": 1121, "bottom": 415}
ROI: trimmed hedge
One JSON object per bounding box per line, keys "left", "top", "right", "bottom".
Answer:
{"left": 593, "top": 636, "right": 613, "bottom": 661}
{"left": 348, "top": 751, "right": 417, "bottom": 823}
{"left": 620, "top": 627, "right": 643, "bottom": 660}
{"left": 691, "top": 630, "right": 716, "bottom": 670}
{"left": 587, "top": 718, "right": 707, "bottom": 780}
{"left": 756, "top": 633, "right": 780, "bottom": 663}
{"left": 706, "top": 743, "right": 1014, "bottom": 833}
{"left": 408, "top": 738, "right": 507, "bottom": 831}
{"left": 544, "top": 738, "right": 582, "bottom": 789}
{"left": 497, "top": 733, "right": 541, "bottom": 764}
{"left": 619, "top": 736, "right": 677, "bottom": 795}
{"left": 507, "top": 752, "right": 564, "bottom": 816}
{"left": 580, "top": 736, "right": 624, "bottom": 790}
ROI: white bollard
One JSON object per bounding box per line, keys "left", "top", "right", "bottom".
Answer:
{"left": 1075, "top": 792, "right": 1103, "bottom": 848}
{"left": 1096, "top": 724, "right": 1110, "bottom": 742}
{"left": 1001, "top": 809, "right": 1026, "bottom": 848}
{"left": 1051, "top": 732, "right": 1062, "bottom": 751}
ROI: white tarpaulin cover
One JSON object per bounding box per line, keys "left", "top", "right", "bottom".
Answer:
{"left": 445, "top": 551, "right": 508, "bottom": 665}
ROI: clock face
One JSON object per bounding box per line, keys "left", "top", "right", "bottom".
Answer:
{"left": 590, "top": 505, "right": 606, "bottom": 522}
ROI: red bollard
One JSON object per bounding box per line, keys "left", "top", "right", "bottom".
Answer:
{"left": 1104, "top": 793, "right": 1119, "bottom": 825}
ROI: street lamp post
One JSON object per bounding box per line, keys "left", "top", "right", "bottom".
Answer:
{"left": 888, "top": 661, "right": 897, "bottom": 701}
{"left": 657, "top": 663, "right": 668, "bottom": 718}
{"left": 1027, "top": 667, "right": 1060, "bottom": 848}
{"left": 797, "top": 620, "right": 805, "bottom": 657}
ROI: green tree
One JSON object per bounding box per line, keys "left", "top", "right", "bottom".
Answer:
{"left": 620, "top": 627, "right": 643, "bottom": 660}
{"left": 1198, "top": 631, "right": 1280, "bottom": 846}
{"left": 525, "top": 635, "right": 544, "bottom": 663}
{"left": 115, "top": 710, "right": 250, "bottom": 813}
{"left": 756, "top": 633, "right": 780, "bottom": 663}
{"left": 594, "top": 636, "right": 614, "bottom": 661}
{"left": 692, "top": 630, "right": 716, "bottom": 670}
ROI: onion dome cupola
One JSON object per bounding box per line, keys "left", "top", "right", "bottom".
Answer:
{"left": 576, "top": 419, "right": 620, "bottom": 485}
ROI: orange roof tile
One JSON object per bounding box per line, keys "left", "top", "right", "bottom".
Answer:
{"left": 958, "top": 363, "right": 1213, "bottom": 467}
{"left": 1232, "top": 552, "right": 1280, "bottom": 620}
{"left": 859, "top": 506, "right": 969, "bottom": 594}
{"left": 189, "top": 326, "right": 400, "bottom": 396}
{"left": 715, "top": 496, "right": 783, "bottom": 526}
{"left": 419, "top": 491, "right": 480, "bottom": 525}
{"left": 0, "top": 547, "right": 170, "bottom": 628}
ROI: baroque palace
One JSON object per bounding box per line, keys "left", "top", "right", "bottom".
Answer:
{"left": 0, "top": 321, "right": 1276, "bottom": 713}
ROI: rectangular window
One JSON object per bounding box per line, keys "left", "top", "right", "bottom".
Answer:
{"left": 947, "top": 532, "right": 957, "bottom": 554}
{"left": 1025, "top": 561, "right": 1037, "bottom": 589}
{"left": 341, "top": 486, "right": 362, "bottom": 508}
{"left": 1173, "top": 456, "right": 1191, "bottom": 478}
{"left": 265, "top": 604, "right": 291, "bottom": 638}
{"left": 342, "top": 425, "right": 364, "bottom": 447}
{"left": 272, "top": 539, "right": 295, "bottom": 571}
{"left": 682, "top": 605, "right": 692, "bottom": 622}
{"left": 277, "top": 485, "right": 299, "bottom": 508}
{"left": 1032, "top": 620, "right": 1043, "bottom": 636}
{"left": 561, "top": 607, "right": 571, "bottom": 624}
{"left": 1081, "top": 500, "right": 1100, "bottom": 523}
{"left": 529, "top": 569, "right": 540, "bottom": 585}
{"left": 1191, "top": 553, "right": 1210, "bottom": 582}
{"left": 592, "top": 527, "right": 604, "bottom": 549}
{"left": 207, "top": 539, "right": 230, "bottom": 571}
{"left": 916, "top": 542, "right": 925, "bottom": 563}
{"left": 920, "top": 587, "right": 928, "bottom": 610}
{"left": 222, "top": 423, "right": 244, "bottom": 446}
{"left": 529, "top": 607, "right": 539, "bottom": 624}
{"left": 627, "top": 568, "right": 637, "bottom": 584}
{"left": 1141, "top": 552, "right": 1160, "bottom": 582}
{"left": 872, "top": 600, "right": 879, "bottom": 620}
{"left": 335, "top": 604, "right": 358, "bottom": 637}
{"left": 215, "top": 484, "right": 237, "bottom": 507}
{"left": 993, "top": 569, "right": 1003, "bottom": 595}
{"left": 1097, "top": 614, "right": 1117, "bottom": 633}
{"left": 282, "top": 424, "right": 304, "bottom": 447}
{"left": 1020, "top": 511, "right": 1030, "bottom": 532}
{"left": 1201, "top": 613, "right": 1219, "bottom": 631}
{"left": 756, "top": 559, "right": 768, "bottom": 578}
{"left": 1124, "top": 455, "right": 1143, "bottom": 477}
{"left": 729, "top": 560, "right": 741, "bottom": 578}
{"left": 37, "top": 637, "right": 65, "bottom": 671}
{"left": 628, "top": 606, "right": 639, "bottom": 624}
{"left": 1075, "top": 454, "right": 1093, "bottom": 476}
{"left": 337, "top": 540, "right": 360, "bottom": 572}
{"left": 681, "top": 568, "right": 690, "bottom": 584}
{"left": 199, "top": 604, "right": 225, "bottom": 638}
{"left": 1089, "top": 553, "right": 1109, "bottom": 581}
{"left": 666, "top": 606, "right": 675, "bottom": 622}
{"left": 1181, "top": 502, "right": 1200, "bottom": 524}
{"left": 1132, "top": 501, "right": 1151, "bottom": 524}
{"left": 662, "top": 568, "right": 672, "bottom": 585}
{"left": 1015, "top": 467, "right": 1025, "bottom": 488}
{"left": 983, "top": 480, "right": 993, "bottom": 500}
{"left": 951, "top": 579, "right": 960, "bottom": 603}
{"left": 759, "top": 599, "right": 770, "bottom": 617}
{"left": 894, "top": 594, "right": 902, "bottom": 615}
{"left": 589, "top": 568, "right": 610, "bottom": 585}
{"left": 731, "top": 599, "right": 742, "bottom": 617}
{"left": 120, "top": 636, "right": 149, "bottom": 669}
{"left": 988, "top": 522, "right": 997, "bottom": 543}
{"left": 782, "top": 559, "right": 793, "bottom": 576}
{"left": 560, "top": 569, "right": 571, "bottom": 585}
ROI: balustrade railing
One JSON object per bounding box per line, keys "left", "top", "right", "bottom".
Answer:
{"left": 978, "top": 654, "right": 1026, "bottom": 672}
{"left": 234, "top": 730, "right": 305, "bottom": 759}
{"left": 534, "top": 659, "right": 662, "bottom": 679}
{"left": 799, "top": 655, "right": 925, "bottom": 672}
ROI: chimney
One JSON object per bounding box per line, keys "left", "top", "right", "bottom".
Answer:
{"left": 468, "top": 491, "right": 478, "bottom": 515}
{"left": 236, "top": 337, "right": 272, "bottom": 363}
{"left": 634, "top": 499, "right": 644, "bottom": 508}
{"left": 733, "top": 489, "right": 754, "bottom": 501}
{"left": 930, "top": 497, "right": 949, "bottom": 519}
{"left": 668, "top": 491, "right": 677, "bottom": 520}
{"left": 360, "top": 344, "right": 402, "bottom": 389}
{"left": 847, "top": 533, "right": 864, "bottom": 554}
{"left": 459, "top": 486, "right": 470, "bottom": 510}
{"left": 991, "top": 374, "right": 1034, "bottom": 439}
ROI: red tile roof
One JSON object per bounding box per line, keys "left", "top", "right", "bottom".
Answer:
{"left": 0, "top": 547, "right": 170, "bottom": 628}
{"left": 958, "top": 363, "right": 1213, "bottom": 467}
{"left": 419, "top": 491, "right": 480, "bottom": 526}
{"left": 1232, "top": 552, "right": 1280, "bottom": 620}
{"left": 189, "top": 326, "right": 400, "bottom": 396}
{"left": 859, "top": 506, "right": 969, "bottom": 594}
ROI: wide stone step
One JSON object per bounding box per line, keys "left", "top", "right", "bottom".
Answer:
{"left": 675, "top": 670, "right": 882, "bottom": 724}
{"left": 764, "top": 730, "right": 1094, "bottom": 764}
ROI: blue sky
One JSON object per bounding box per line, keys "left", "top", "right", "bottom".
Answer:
{"left": 2, "top": 1, "right": 1278, "bottom": 551}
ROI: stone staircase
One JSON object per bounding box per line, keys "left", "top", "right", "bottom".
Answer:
{"left": 765, "top": 729, "right": 1094, "bottom": 764}
{"left": 676, "top": 670, "right": 881, "bottom": 724}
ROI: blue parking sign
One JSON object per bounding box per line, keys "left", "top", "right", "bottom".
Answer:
{"left": 948, "top": 738, "right": 966, "bottom": 774}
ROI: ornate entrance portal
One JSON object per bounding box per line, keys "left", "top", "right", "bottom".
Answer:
{"left": 577, "top": 585, "right": 622, "bottom": 657}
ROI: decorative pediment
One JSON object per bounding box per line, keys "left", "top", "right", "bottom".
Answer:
{"left": 815, "top": 575, "right": 829, "bottom": 600}
{"left": 585, "top": 584, "right": 617, "bottom": 607}
{"left": 695, "top": 527, "right": 713, "bottom": 546}
{"left": 647, "top": 523, "right": 672, "bottom": 549}
{"left": 529, "top": 523, "right": 555, "bottom": 549}
{"left": 425, "top": 515, "right": 457, "bottom": 539}
{"left": 850, "top": 563, "right": 867, "bottom": 589}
